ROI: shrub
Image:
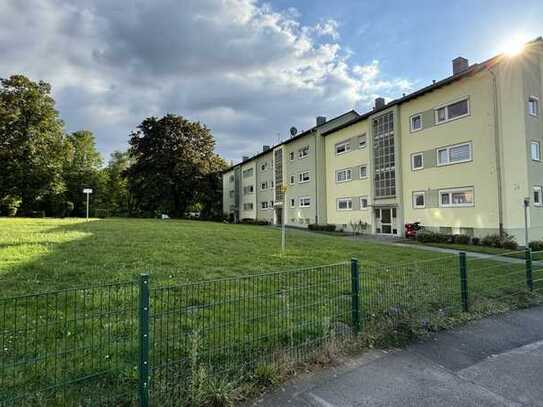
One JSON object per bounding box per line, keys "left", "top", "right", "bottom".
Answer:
{"left": 481, "top": 234, "right": 503, "bottom": 248}
{"left": 240, "top": 218, "right": 269, "bottom": 225}
{"left": 65, "top": 201, "right": 74, "bottom": 217}
{"left": 502, "top": 239, "right": 519, "bottom": 250}
{"left": 471, "top": 237, "right": 480, "bottom": 245}
{"left": 454, "top": 234, "right": 471, "bottom": 244}
{"left": 308, "top": 224, "right": 336, "bottom": 232}
{"left": 95, "top": 209, "right": 110, "bottom": 218}
{"left": 529, "top": 241, "right": 543, "bottom": 251}
{"left": 0, "top": 195, "right": 21, "bottom": 216}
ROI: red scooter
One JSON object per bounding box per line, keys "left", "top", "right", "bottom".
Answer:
{"left": 405, "top": 222, "right": 423, "bottom": 239}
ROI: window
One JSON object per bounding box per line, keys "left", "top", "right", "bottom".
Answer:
{"left": 411, "top": 153, "right": 424, "bottom": 170}
{"left": 270, "top": 200, "right": 274, "bottom": 207}
{"left": 439, "top": 187, "right": 474, "bottom": 208}
{"left": 360, "top": 196, "right": 368, "bottom": 210}
{"left": 413, "top": 191, "right": 425, "bottom": 208}
{"left": 410, "top": 114, "right": 422, "bottom": 131}
{"left": 261, "top": 201, "right": 269, "bottom": 209}
{"left": 298, "top": 145, "right": 310, "bottom": 158}
{"left": 529, "top": 97, "right": 539, "bottom": 117}
{"left": 336, "top": 168, "right": 352, "bottom": 183}
{"left": 531, "top": 141, "right": 541, "bottom": 161}
{"left": 359, "top": 165, "right": 368, "bottom": 179}
{"left": 229, "top": 175, "right": 234, "bottom": 183}
{"left": 358, "top": 134, "right": 367, "bottom": 149}
{"left": 289, "top": 175, "right": 295, "bottom": 185}
{"left": 299, "top": 197, "right": 311, "bottom": 207}
{"left": 243, "top": 203, "right": 254, "bottom": 211}
{"left": 260, "top": 162, "right": 269, "bottom": 171}
{"left": 437, "top": 142, "right": 472, "bottom": 166}
{"left": 435, "top": 98, "right": 469, "bottom": 123}
{"left": 290, "top": 198, "right": 296, "bottom": 208}
{"left": 243, "top": 185, "right": 254, "bottom": 195}
{"left": 335, "top": 141, "right": 351, "bottom": 155}
{"left": 242, "top": 168, "right": 254, "bottom": 178}
{"left": 337, "top": 198, "right": 353, "bottom": 211}
{"left": 298, "top": 171, "right": 310, "bottom": 183}
{"left": 534, "top": 186, "right": 542, "bottom": 206}
{"left": 289, "top": 152, "right": 295, "bottom": 161}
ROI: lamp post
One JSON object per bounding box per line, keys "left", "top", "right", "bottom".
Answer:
{"left": 83, "top": 188, "right": 93, "bottom": 221}
{"left": 524, "top": 197, "right": 530, "bottom": 247}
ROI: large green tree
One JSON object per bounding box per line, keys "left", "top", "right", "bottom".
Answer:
{"left": 63, "top": 130, "right": 104, "bottom": 216}
{"left": 126, "top": 114, "right": 226, "bottom": 218}
{"left": 0, "top": 75, "right": 66, "bottom": 214}
{"left": 103, "top": 150, "right": 133, "bottom": 216}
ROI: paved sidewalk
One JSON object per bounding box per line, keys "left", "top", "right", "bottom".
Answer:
{"left": 250, "top": 306, "right": 543, "bottom": 407}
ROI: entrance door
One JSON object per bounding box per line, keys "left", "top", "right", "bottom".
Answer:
{"left": 375, "top": 207, "right": 397, "bottom": 235}
{"left": 275, "top": 207, "right": 282, "bottom": 225}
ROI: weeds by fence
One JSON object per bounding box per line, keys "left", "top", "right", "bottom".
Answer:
{"left": 1, "top": 250, "right": 543, "bottom": 406}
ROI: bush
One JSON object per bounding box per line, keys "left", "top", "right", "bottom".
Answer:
{"left": 94, "top": 209, "right": 110, "bottom": 218}
{"left": 0, "top": 195, "right": 21, "bottom": 216}
{"left": 65, "top": 201, "right": 74, "bottom": 217}
{"left": 454, "top": 234, "right": 471, "bottom": 244}
{"left": 502, "top": 239, "right": 519, "bottom": 250}
{"left": 471, "top": 237, "right": 480, "bottom": 245}
{"left": 529, "top": 241, "right": 543, "bottom": 251}
{"left": 481, "top": 233, "right": 518, "bottom": 250}
{"left": 28, "top": 210, "right": 46, "bottom": 218}
{"left": 240, "top": 218, "right": 269, "bottom": 225}
{"left": 308, "top": 224, "right": 336, "bottom": 232}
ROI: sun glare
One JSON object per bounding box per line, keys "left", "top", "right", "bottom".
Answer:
{"left": 501, "top": 35, "right": 529, "bottom": 57}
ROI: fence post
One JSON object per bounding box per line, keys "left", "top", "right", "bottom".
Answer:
{"left": 526, "top": 248, "right": 534, "bottom": 292}
{"left": 459, "top": 252, "right": 469, "bottom": 312}
{"left": 351, "top": 258, "right": 361, "bottom": 335}
{"left": 138, "top": 274, "right": 150, "bottom": 407}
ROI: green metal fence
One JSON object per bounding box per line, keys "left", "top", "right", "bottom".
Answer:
{"left": 2, "top": 250, "right": 543, "bottom": 406}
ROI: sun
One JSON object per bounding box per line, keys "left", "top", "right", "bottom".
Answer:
{"left": 501, "top": 35, "right": 529, "bottom": 57}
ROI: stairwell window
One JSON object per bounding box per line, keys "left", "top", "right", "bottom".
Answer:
{"left": 437, "top": 142, "right": 472, "bottom": 166}
{"left": 435, "top": 98, "right": 469, "bottom": 124}
{"left": 337, "top": 198, "right": 353, "bottom": 211}
{"left": 531, "top": 141, "right": 541, "bottom": 161}
{"left": 534, "top": 186, "right": 542, "bottom": 206}
{"left": 529, "top": 96, "right": 539, "bottom": 117}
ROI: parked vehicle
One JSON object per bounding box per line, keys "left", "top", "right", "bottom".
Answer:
{"left": 405, "top": 222, "right": 424, "bottom": 239}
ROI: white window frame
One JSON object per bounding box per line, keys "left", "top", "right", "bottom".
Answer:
{"left": 529, "top": 96, "right": 539, "bottom": 117}
{"left": 438, "top": 187, "right": 474, "bottom": 208}
{"left": 335, "top": 141, "right": 351, "bottom": 155}
{"left": 337, "top": 197, "right": 353, "bottom": 211}
{"left": 411, "top": 153, "right": 424, "bottom": 170}
{"left": 290, "top": 198, "right": 296, "bottom": 208}
{"left": 335, "top": 168, "right": 352, "bottom": 183}
{"left": 289, "top": 151, "right": 295, "bottom": 161}
{"left": 299, "top": 196, "right": 311, "bottom": 208}
{"left": 359, "top": 196, "right": 369, "bottom": 210}
{"left": 531, "top": 141, "right": 541, "bottom": 161}
{"left": 359, "top": 165, "right": 368, "bottom": 179}
{"left": 298, "top": 145, "right": 310, "bottom": 159}
{"left": 260, "top": 162, "right": 269, "bottom": 172}
{"left": 358, "top": 134, "right": 367, "bottom": 149}
{"left": 534, "top": 186, "right": 542, "bottom": 206}
{"left": 289, "top": 175, "right": 295, "bottom": 185}
{"left": 243, "top": 202, "right": 254, "bottom": 211}
{"left": 261, "top": 201, "right": 269, "bottom": 209}
{"left": 298, "top": 170, "right": 311, "bottom": 183}
{"left": 410, "top": 114, "right": 422, "bottom": 132}
{"left": 412, "top": 191, "right": 426, "bottom": 209}
{"left": 434, "top": 97, "right": 470, "bottom": 124}
{"left": 260, "top": 182, "right": 268, "bottom": 191}
{"left": 436, "top": 142, "right": 472, "bottom": 166}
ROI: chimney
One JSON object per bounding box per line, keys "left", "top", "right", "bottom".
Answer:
{"left": 263, "top": 145, "right": 270, "bottom": 152}
{"left": 374, "top": 97, "right": 385, "bottom": 110}
{"left": 316, "top": 116, "right": 327, "bottom": 126}
{"left": 242, "top": 155, "right": 249, "bottom": 162}
{"left": 452, "top": 57, "right": 469, "bottom": 75}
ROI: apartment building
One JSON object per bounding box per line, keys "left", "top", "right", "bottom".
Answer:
{"left": 223, "top": 37, "right": 543, "bottom": 245}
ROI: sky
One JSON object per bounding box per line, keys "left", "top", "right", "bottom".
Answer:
{"left": 1, "top": 0, "right": 542, "bottom": 164}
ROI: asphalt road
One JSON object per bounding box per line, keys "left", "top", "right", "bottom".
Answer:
{"left": 250, "top": 306, "right": 543, "bottom": 406}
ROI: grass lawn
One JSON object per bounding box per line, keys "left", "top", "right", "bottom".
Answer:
{"left": 1, "top": 218, "right": 542, "bottom": 405}
{"left": 0, "top": 217, "right": 452, "bottom": 295}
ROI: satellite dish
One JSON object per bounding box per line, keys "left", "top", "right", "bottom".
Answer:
{"left": 289, "top": 126, "right": 298, "bottom": 137}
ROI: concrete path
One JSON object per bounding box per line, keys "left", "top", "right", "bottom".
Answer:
{"left": 250, "top": 307, "right": 543, "bottom": 407}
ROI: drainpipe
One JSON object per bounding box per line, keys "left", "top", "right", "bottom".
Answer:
{"left": 314, "top": 129, "right": 319, "bottom": 224}
{"left": 488, "top": 67, "right": 505, "bottom": 236}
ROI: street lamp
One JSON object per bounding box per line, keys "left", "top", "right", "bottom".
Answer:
{"left": 83, "top": 188, "right": 93, "bottom": 221}
{"left": 524, "top": 197, "right": 530, "bottom": 247}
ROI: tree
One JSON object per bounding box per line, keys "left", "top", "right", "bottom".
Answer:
{"left": 0, "top": 75, "right": 66, "bottom": 213}
{"left": 63, "top": 130, "right": 104, "bottom": 216}
{"left": 198, "top": 155, "right": 227, "bottom": 219}
{"left": 104, "top": 150, "right": 132, "bottom": 216}
{"left": 126, "top": 114, "right": 225, "bottom": 218}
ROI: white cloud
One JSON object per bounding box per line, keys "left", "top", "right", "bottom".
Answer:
{"left": 0, "top": 0, "right": 414, "bottom": 161}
